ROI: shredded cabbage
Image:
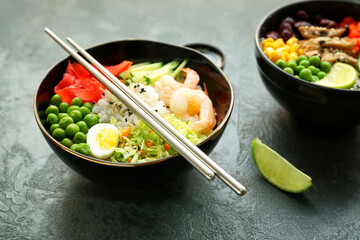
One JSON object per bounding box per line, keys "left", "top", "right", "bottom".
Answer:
{"left": 110, "top": 114, "right": 209, "bottom": 163}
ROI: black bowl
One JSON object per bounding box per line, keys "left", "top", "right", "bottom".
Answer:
{"left": 255, "top": 0, "right": 360, "bottom": 128}
{"left": 34, "top": 39, "right": 234, "bottom": 188}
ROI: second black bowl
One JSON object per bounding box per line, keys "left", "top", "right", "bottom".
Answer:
{"left": 255, "top": 0, "right": 360, "bottom": 128}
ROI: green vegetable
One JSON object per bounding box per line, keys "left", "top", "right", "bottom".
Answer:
{"left": 66, "top": 123, "right": 80, "bottom": 138}
{"left": 295, "top": 65, "right": 305, "bottom": 74}
{"left": 299, "top": 60, "right": 310, "bottom": 68}
{"left": 286, "top": 59, "right": 297, "bottom": 70}
{"left": 58, "top": 113, "right": 69, "bottom": 120}
{"left": 67, "top": 105, "right": 80, "bottom": 114}
{"left": 308, "top": 66, "right": 320, "bottom": 75}
{"left": 73, "top": 132, "right": 86, "bottom": 143}
{"left": 59, "top": 116, "right": 74, "bottom": 129}
{"left": 296, "top": 55, "right": 308, "bottom": 64}
{"left": 69, "top": 110, "right": 82, "bottom": 123}
{"left": 299, "top": 68, "right": 312, "bottom": 81}
{"left": 76, "top": 121, "right": 89, "bottom": 134}
{"left": 320, "top": 61, "right": 332, "bottom": 73}
{"left": 50, "top": 123, "right": 60, "bottom": 133}
{"left": 37, "top": 100, "right": 49, "bottom": 111}
{"left": 76, "top": 143, "right": 91, "bottom": 155}
{"left": 61, "top": 138, "right": 73, "bottom": 148}
{"left": 59, "top": 102, "right": 69, "bottom": 113}
{"left": 50, "top": 94, "right": 62, "bottom": 106}
{"left": 71, "top": 97, "right": 83, "bottom": 107}
{"left": 84, "top": 114, "right": 99, "bottom": 128}
{"left": 52, "top": 128, "right": 66, "bottom": 141}
{"left": 283, "top": 67, "right": 294, "bottom": 75}
{"left": 38, "top": 110, "right": 46, "bottom": 119}
{"left": 275, "top": 60, "right": 286, "bottom": 69}
{"left": 171, "top": 59, "right": 189, "bottom": 78}
{"left": 311, "top": 75, "right": 319, "bottom": 82}
{"left": 317, "top": 71, "right": 327, "bottom": 79}
{"left": 119, "top": 62, "right": 164, "bottom": 80}
{"left": 309, "top": 55, "right": 321, "bottom": 67}
{"left": 70, "top": 144, "right": 79, "bottom": 151}
{"left": 46, "top": 113, "right": 59, "bottom": 125}
{"left": 45, "top": 105, "right": 59, "bottom": 115}
{"left": 83, "top": 102, "right": 93, "bottom": 111}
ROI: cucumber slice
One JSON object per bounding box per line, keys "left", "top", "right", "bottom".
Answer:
{"left": 171, "top": 59, "right": 188, "bottom": 78}
{"left": 130, "top": 61, "right": 179, "bottom": 85}
{"left": 119, "top": 62, "right": 163, "bottom": 80}
{"left": 129, "top": 62, "right": 151, "bottom": 69}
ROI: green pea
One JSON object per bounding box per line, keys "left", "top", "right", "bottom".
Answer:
{"left": 283, "top": 67, "right": 294, "bottom": 75}
{"left": 320, "top": 61, "right": 332, "bottom": 73}
{"left": 299, "top": 68, "right": 312, "bottom": 81}
{"left": 67, "top": 105, "right": 80, "bottom": 114}
{"left": 286, "top": 59, "right": 297, "bottom": 70}
{"left": 73, "top": 132, "right": 87, "bottom": 143}
{"left": 52, "top": 128, "right": 66, "bottom": 141}
{"left": 45, "top": 105, "right": 59, "bottom": 115}
{"left": 71, "top": 97, "right": 83, "bottom": 107}
{"left": 70, "top": 144, "right": 79, "bottom": 151}
{"left": 58, "top": 113, "right": 69, "bottom": 120}
{"left": 294, "top": 75, "right": 300, "bottom": 78}
{"left": 50, "top": 94, "right": 62, "bottom": 106}
{"left": 59, "top": 116, "right": 74, "bottom": 129}
{"left": 38, "top": 110, "right": 46, "bottom": 119}
{"left": 69, "top": 110, "right": 83, "bottom": 123}
{"left": 66, "top": 123, "right": 80, "bottom": 138}
{"left": 308, "top": 66, "right": 320, "bottom": 75}
{"left": 61, "top": 138, "right": 73, "bottom": 148}
{"left": 84, "top": 114, "right": 99, "bottom": 128}
{"left": 37, "top": 100, "right": 49, "bottom": 111}
{"left": 50, "top": 123, "right": 60, "bottom": 133}
{"left": 46, "top": 113, "right": 59, "bottom": 125}
{"left": 79, "top": 106, "right": 91, "bottom": 117}
{"left": 83, "top": 102, "right": 93, "bottom": 111}
{"left": 297, "top": 55, "right": 308, "bottom": 64}
{"left": 41, "top": 119, "right": 46, "bottom": 126}
{"left": 299, "top": 60, "right": 310, "bottom": 68}
{"left": 275, "top": 60, "right": 286, "bottom": 69}
{"left": 76, "top": 121, "right": 89, "bottom": 134}
{"left": 317, "top": 71, "right": 327, "bottom": 79}
{"left": 295, "top": 65, "right": 305, "bottom": 74}
{"left": 309, "top": 55, "right": 321, "bottom": 67}
{"left": 311, "top": 75, "right": 320, "bottom": 82}
{"left": 59, "top": 102, "right": 70, "bottom": 113}
{"left": 76, "top": 143, "right": 91, "bottom": 156}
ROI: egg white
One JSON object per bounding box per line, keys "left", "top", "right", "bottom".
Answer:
{"left": 87, "top": 123, "right": 119, "bottom": 159}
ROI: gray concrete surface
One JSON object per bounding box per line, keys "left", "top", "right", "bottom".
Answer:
{"left": 1, "top": 0, "right": 360, "bottom": 239}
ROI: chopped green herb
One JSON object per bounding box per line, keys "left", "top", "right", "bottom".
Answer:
{"left": 124, "top": 80, "right": 130, "bottom": 86}
{"left": 186, "top": 120, "right": 189, "bottom": 124}
{"left": 144, "top": 76, "right": 151, "bottom": 84}
{"left": 130, "top": 72, "right": 134, "bottom": 78}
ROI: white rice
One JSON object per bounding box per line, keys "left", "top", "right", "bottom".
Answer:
{"left": 92, "top": 82, "right": 169, "bottom": 129}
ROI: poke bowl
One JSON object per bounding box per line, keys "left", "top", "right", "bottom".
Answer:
{"left": 34, "top": 39, "right": 234, "bottom": 188}
{"left": 255, "top": 0, "right": 360, "bottom": 128}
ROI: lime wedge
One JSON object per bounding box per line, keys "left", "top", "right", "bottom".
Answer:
{"left": 251, "top": 138, "right": 312, "bottom": 193}
{"left": 315, "top": 62, "right": 357, "bottom": 89}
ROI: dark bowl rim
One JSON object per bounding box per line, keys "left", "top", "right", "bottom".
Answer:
{"left": 34, "top": 38, "right": 234, "bottom": 168}
{"left": 254, "top": 0, "right": 360, "bottom": 94}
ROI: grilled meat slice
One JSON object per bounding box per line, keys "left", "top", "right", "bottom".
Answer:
{"left": 321, "top": 52, "right": 358, "bottom": 67}
{"left": 298, "top": 26, "right": 347, "bottom": 39}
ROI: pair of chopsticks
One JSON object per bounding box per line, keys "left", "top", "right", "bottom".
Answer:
{"left": 44, "top": 28, "right": 246, "bottom": 195}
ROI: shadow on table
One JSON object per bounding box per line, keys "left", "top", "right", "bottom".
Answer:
{"left": 265, "top": 109, "right": 360, "bottom": 204}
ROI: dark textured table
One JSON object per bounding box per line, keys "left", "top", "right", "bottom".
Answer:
{"left": 1, "top": 0, "right": 360, "bottom": 239}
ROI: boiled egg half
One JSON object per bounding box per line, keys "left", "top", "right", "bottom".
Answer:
{"left": 87, "top": 123, "right": 119, "bottom": 159}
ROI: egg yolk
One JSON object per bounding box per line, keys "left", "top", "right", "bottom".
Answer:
{"left": 96, "top": 128, "right": 119, "bottom": 149}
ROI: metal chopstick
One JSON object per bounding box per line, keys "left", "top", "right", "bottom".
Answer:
{"left": 44, "top": 28, "right": 246, "bottom": 195}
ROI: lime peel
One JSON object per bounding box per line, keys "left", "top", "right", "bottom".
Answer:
{"left": 314, "top": 62, "right": 357, "bottom": 89}
{"left": 251, "top": 138, "right": 312, "bottom": 193}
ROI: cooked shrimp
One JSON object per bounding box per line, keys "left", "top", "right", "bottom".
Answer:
{"left": 155, "top": 68, "right": 200, "bottom": 106}
{"left": 182, "top": 68, "right": 200, "bottom": 89}
{"left": 154, "top": 75, "right": 183, "bottom": 106}
{"left": 169, "top": 87, "right": 216, "bottom": 133}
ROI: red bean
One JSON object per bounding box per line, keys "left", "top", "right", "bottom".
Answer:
{"left": 281, "top": 29, "right": 295, "bottom": 42}
{"left": 266, "top": 31, "right": 280, "bottom": 40}
{"left": 319, "top": 19, "right": 338, "bottom": 28}
{"left": 294, "top": 21, "right": 312, "bottom": 28}
{"left": 280, "top": 22, "right": 293, "bottom": 33}
{"left": 296, "top": 10, "right": 309, "bottom": 21}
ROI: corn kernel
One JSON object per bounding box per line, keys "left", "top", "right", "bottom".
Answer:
{"left": 288, "top": 52, "right": 298, "bottom": 60}
{"left": 274, "top": 38, "right": 285, "bottom": 48}
{"left": 286, "top": 37, "right": 297, "bottom": 46}
{"left": 282, "top": 52, "right": 290, "bottom": 61}
{"left": 270, "top": 49, "right": 282, "bottom": 62}
{"left": 263, "top": 42, "right": 275, "bottom": 49}
{"left": 298, "top": 48, "right": 304, "bottom": 55}
{"left": 261, "top": 38, "right": 274, "bottom": 48}
{"left": 290, "top": 43, "right": 299, "bottom": 52}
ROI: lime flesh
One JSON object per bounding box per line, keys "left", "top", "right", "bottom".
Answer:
{"left": 315, "top": 62, "right": 357, "bottom": 89}
{"left": 251, "top": 138, "right": 312, "bottom": 193}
